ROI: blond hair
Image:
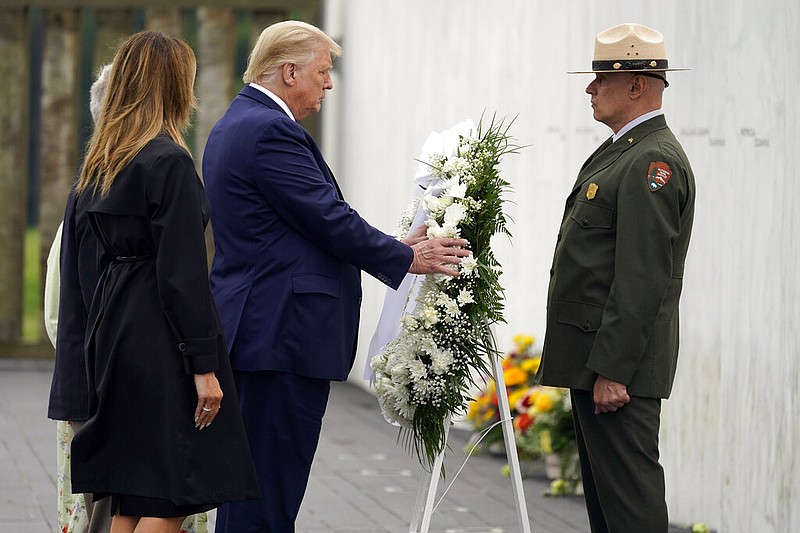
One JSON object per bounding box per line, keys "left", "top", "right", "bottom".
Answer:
{"left": 77, "top": 31, "right": 197, "bottom": 197}
{"left": 243, "top": 20, "right": 341, "bottom": 84}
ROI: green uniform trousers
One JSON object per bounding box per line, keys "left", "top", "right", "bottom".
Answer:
{"left": 571, "top": 390, "right": 667, "bottom": 533}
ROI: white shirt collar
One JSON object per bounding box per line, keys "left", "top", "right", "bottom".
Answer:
{"left": 248, "top": 83, "right": 295, "bottom": 121}
{"left": 612, "top": 109, "right": 663, "bottom": 142}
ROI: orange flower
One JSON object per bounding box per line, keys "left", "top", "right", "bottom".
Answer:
{"left": 503, "top": 366, "right": 527, "bottom": 387}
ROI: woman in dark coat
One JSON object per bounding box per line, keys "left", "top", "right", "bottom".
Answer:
{"left": 69, "top": 31, "right": 258, "bottom": 532}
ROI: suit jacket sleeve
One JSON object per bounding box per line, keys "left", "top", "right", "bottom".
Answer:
{"left": 586, "top": 145, "right": 691, "bottom": 384}
{"left": 147, "top": 149, "right": 221, "bottom": 375}
{"left": 252, "top": 118, "right": 413, "bottom": 287}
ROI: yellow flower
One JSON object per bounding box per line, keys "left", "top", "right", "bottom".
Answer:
{"left": 520, "top": 357, "right": 541, "bottom": 374}
{"left": 534, "top": 392, "right": 553, "bottom": 412}
{"left": 508, "top": 388, "right": 528, "bottom": 409}
{"left": 467, "top": 401, "right": 480, "bottom": 420}
{"left": 513, "top": 334, "right": 535, "bottom": 351}
{"left": 539, "top": 429, "right": 553, "bottom": 454}
{"left": 548, "top": 478, "right": 569, "bottom": 496}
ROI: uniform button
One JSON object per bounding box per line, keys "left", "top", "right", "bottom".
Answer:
{"left": 582, "top": 321, "right": 591, "bottom": 331}
{"left": 178, "top": 343, "right": 187, "bottom": 352}
{"left": 582, "top": 217, "right": 589, "bottom": 226}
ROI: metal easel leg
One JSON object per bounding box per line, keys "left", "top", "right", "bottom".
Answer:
{"left": 409, "top": 417, "right": 450, "bottom": 533}
{"left": 408, "top": 349, "right": 532, "bottom": 532}
{"left": 491, "top": 350, "right": 532, "bottom": 532}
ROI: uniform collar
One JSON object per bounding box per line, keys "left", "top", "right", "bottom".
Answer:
{"left": 612, "top": 109, "right": 663, "bottom": 142}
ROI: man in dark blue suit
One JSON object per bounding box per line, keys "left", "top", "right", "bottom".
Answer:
{"left": 203, "top": 21, "right": 470, "bottom": 532}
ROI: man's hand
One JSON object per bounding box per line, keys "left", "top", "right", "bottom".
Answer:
{"left": 593, "top": 374, "right": 630, "bottom": 414}
{"left": 401, "top": 224, "right": 428, "bottom": 247}
{"left": 409, "top": 237, "right": 470, "bottom": 276}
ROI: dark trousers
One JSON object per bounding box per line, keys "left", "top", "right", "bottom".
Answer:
{"left": 570, "top": 389, "right": 667, "bottom": 533}
{"left": 216, "top": 370, "right": 331, "bottom": 533}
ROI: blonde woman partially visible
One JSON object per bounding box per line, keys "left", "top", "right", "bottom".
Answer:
{"left": 69, "top": 31, "right": 258, "bottom": 533}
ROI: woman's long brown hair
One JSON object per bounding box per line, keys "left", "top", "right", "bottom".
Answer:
{"left": 76, "top": 31, "right": 198, "bottom": 197}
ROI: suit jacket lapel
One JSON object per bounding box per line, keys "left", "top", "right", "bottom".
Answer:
{"left": 239, "top": 85, "right": 346, "bottom": 201}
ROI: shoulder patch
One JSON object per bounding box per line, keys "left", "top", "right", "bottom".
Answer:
{"left": 647, "top": 161, "right": 672, "bottom": 192}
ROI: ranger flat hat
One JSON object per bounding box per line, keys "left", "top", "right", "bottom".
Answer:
{"left": 569, "top": 23, "right": 690, "bottom": 74}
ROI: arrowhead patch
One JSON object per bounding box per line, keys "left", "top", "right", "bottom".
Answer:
{"left": 647, "top": 161, "right": 672, "bottom": 192}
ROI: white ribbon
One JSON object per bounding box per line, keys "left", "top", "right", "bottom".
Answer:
{"left": 365, "top": 119, "right": 476, "bottom": 382}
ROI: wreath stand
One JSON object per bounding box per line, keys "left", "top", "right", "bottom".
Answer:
{"left": 409, "top": 350, "right": 532, "bottom": 532}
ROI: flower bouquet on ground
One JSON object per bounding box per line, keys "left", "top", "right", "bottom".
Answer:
{"left": 467, "top": 333, "right": 582, "bottom": 496}
{"left": 466, "top": 334, "right": 541, "bottom": 454}
{"left": 369, "top": 115, "right": 518, "bottom": 469}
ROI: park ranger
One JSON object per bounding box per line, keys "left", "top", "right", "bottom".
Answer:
{"left": 536, "top": 23, "right": 696, "bottom": 533}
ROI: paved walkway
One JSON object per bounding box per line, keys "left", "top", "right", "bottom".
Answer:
{"left": 0, "top": 358, "right": 689, "bottom": 532}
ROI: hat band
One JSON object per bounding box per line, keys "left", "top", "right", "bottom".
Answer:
{"left": 592, "top": 59, "right": 669, "bottom": 71}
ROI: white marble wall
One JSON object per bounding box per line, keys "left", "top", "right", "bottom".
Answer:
{"left": 319, "top": 1, "right": 800, "bottom": 531}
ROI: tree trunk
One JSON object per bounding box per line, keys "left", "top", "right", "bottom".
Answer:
{"left": 195, "top": 7, "right": 234, "bottom": 264}
{"left": 38, "top": 9, "right": 79, "bottom": 342}
{"left": 194, "top": 7, "right": 234, "bottom": 173}
{"left": 0, "top": 9, "right": 29, "bottom": 343}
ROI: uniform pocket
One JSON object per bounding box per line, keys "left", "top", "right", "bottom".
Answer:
{"left": 556, "top": 299, "right": 605, "bottom": 333}
{"left": 570, "top": 200, "right": 614, "bottom": 229}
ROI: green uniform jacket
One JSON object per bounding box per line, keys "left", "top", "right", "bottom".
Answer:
{"left": 537, "top": 115, "right": 695, "bottom": 399}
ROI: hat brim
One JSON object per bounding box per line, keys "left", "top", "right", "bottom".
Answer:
{"left": 568, "top": 67, "right": 690, "bottom": 74}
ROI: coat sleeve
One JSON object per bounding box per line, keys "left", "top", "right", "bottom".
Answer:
{"left": 147, "top": 149, "right": 221, "bottom": 375}
{"left": 252, "top": 118, "right": 413, "bottom": 289}
{"left": 48, "top": 191, "right": 93, "bottom": 421}
{"left": 586, "top": 146, "right": 690, "bottom": 384}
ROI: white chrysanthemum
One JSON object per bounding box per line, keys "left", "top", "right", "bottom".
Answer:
{"left": 407, "top": 358, "right": 427, "bottom": 381}
{"left": 413, "top": 378, "right": 430, "bottom": 399}
{"left": 420, "top": 306, "right": 439, "bottom": 327}
{"left": 442, "top": 177, "right": 467, "bottom": 199}
{"left": 457, "top": 289, "right": 475, "bottom": 306}
{"left": 401, "top": 313, "right": 419, "bottom": 331}
{"left": 443, "top": 297, "right": 461, "bottom": 317}
{"left": 444, "top": 202, "right": 468, "bottom": 227}
{"left": 460, "top": 255, "right": 478, "bottom": 275}
{"left": 431, "top": 349, "right": 454, "bottom": 375}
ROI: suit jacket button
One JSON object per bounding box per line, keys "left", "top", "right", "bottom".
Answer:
{"left": 178, "top": 342, "right": 187, "bottom": 352}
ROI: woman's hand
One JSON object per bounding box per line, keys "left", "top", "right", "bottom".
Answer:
{"left": 194, "top": 372, "right": 223, "bottom": 429}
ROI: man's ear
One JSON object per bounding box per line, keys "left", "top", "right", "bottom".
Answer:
{"left": 282, "top": 63, "right": 296, "bottom": 86}
{"left": 629, "top": 74, "right": 647, "bottom": 98}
